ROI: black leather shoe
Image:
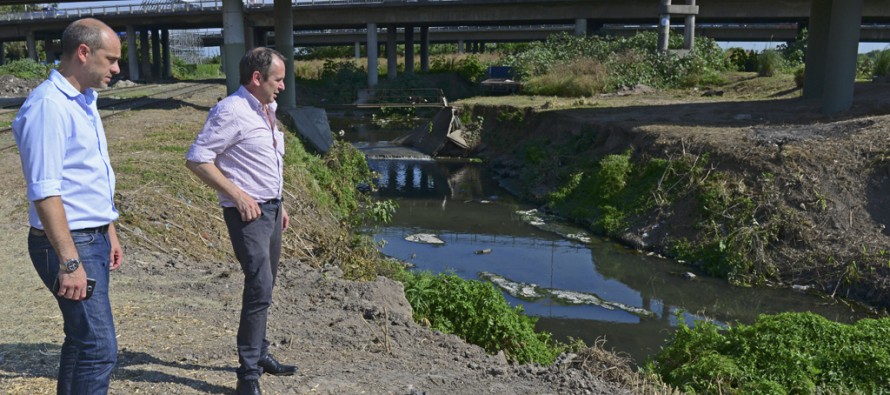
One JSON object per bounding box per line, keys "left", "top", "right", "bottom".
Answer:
{"left": 258, "top": 354, "right": 297, "bottom": 376}
{"left": 236, "top": 379, "right": 261, "bottom": 395}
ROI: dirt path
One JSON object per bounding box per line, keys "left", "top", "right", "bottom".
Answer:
{"left": 0, "top": 84, "right": 637, "bottom": 395}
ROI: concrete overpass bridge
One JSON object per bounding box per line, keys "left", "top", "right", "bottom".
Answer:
{"left": 0, "top": 0, "right": 888, "bottom": 113}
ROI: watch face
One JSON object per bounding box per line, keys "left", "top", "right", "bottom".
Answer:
{"left": 64, "top": 259, "right": 80, "bottom": 272}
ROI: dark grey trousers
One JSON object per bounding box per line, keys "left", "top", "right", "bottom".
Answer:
{"left": 223, "top": 200, "right": 282, "bottom": 380}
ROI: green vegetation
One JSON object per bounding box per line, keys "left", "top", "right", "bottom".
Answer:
{"left": 0, "top": 59, "right": 52, "bottom": 80}
{"left": 533, "top": 139, "right": 782, "bottom": 285}
{"left": 171, "top": 58, "right": 222, "bottom": 80}
{"left": 647, "top": 312, "right": 890, "bottom": 394}
{"left": 504, "top": 32, "right": 729, "bottom": 96}
{"left": 395, "top": 270, "right": 562, "bottom": 365}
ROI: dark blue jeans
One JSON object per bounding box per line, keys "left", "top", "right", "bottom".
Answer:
{"left": 28, "top": 228, "right": 117, "bottom": 395}
{"left": 223, "top": 200, "right": 282, "bottom": 380}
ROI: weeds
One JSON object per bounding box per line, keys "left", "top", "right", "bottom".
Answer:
{"left": 647, "top": 312, "right": 890, "bottom": 393}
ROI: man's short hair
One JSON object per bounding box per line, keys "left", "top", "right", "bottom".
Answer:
{"left": 61, "top": 19, "right": 108, "bottom": 58}
{"left": 239, "top": 47, "right": 287, "bottom": 86}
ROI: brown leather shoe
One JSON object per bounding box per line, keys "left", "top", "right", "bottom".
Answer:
{"left": 258, "top": 354, "right": 297, "bottom": 376}
{"left": 236, "top": 379, "right": 261, "bottom": 395}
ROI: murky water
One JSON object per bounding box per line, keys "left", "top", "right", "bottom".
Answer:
{"left": 334, "top": 116, "right": 872, "bottom": 364}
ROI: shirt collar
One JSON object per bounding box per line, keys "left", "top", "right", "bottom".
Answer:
{"left": 49, "top": 69, "right": 97, "bottom": 105}
{"left": 236, "top": 85, "right": 277, "bottom": 114}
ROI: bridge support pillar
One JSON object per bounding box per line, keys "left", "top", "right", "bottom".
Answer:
{"left": 457, "top": 39, "right": 464, "bottom": 54}
{"left": 354, "top": 42, "right": 361, "bottom": 59}
{"left": 367, "top": 23, "right": 378, "bottom": 87}
{"left": 821, "top": 0, "right": 863, "bottom": 114}
{"left": 420, "top": 26, "right": 429, "bottom": 73}
{"left": 274, "top": 0, "right": 296, "bottom": 110}
{"left": 127, "top": 25, "right": 139, "bottom": 81}
{"left": 26, "top": 31, "right": 36, "bottom": 61}
{"left": 386, "top": 25, "right": 397, "bottom": 81}
{"left": 657, "top": 0, "right": 699, "bottom": 53}
{"left": 405, "top": 25, "right": 415, "bottom": 75}
{"left": 803, "top": 0, "right": 831, "bottom": 100}
{"left": 151, "top": 29, "right": 161, "bottom": 80}
{"left": 0, "top": 41, "right": 5, "bottom": 66}
{"left": 684, "top": 0, "right": 696, "bottom": 50}
{"left": 223, "top": 0, "right": 247, "bottom": 95}
{"left": 139, "top": 27, "right": 150, "bottom": 81}
{"left": 574, "top": 18, "right": 587, "bottom": 36}
{"left": 162, "top": 29, "right": 171, "bottom": 79}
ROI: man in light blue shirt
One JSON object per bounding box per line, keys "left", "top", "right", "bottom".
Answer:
{"left": 12, "top": 18, "right": 123, "bottom": 394}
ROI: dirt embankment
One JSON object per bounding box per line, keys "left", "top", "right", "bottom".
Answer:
{"left": 462, "top": 79, "right": 890, "bottom": 312}
{"left": 0, "top": 82, "right": 654, "bottom": 394}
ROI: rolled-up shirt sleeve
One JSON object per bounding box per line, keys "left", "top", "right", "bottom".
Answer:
{"left": 186, "top": 105, "right": 241, "bottom": 163}
{"left": 14, "top": 97, "right": 67, "bottom": 202}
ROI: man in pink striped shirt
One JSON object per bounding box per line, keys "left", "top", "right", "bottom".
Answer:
{"left": 186, "top": 47, "right": 296, "bottom": 395}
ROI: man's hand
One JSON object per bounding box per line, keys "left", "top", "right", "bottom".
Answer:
{"left": 57, "top": 267, "right": 88, "bottom": 300}
{"left": 235, "top": 191, "right": 261, "bottom": 222}
{"left": 282, "top": 206, "right": 290, "bottom": 231}
{"left": 109, "top": 222, "right": 123, "bottom": 271}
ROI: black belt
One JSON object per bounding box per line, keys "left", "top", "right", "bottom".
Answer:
{"left": 30, "top": 225, "right": 109, "bottom": 237}
{"left": 262, "top": 198, "right": 282, "bottom": 205}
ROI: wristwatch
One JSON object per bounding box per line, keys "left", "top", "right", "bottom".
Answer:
{"left": 61, "top": 258, "right": 81, "bottom": 273}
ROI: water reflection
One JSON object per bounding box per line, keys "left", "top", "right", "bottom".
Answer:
{"left": 364, "top": 144, "right": 871, "bottom": 365}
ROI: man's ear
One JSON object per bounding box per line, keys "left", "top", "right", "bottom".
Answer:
{"left": 251, "top": 70, "right": 263, "bottom": 86}
{"left": 76, "top": 44, "right": 91, "bottom": 63}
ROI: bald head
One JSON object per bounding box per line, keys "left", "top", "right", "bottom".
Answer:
{"left": 61, "top": 18, "right": 116, "bottom": 59}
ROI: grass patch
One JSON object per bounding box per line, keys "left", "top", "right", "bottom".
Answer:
{"left": 647, "top": 312, "right": 890, "bottom": 394}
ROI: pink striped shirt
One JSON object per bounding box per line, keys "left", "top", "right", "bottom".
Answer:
{"left": 186, "top": 86, "right": 284, "bottom": 207}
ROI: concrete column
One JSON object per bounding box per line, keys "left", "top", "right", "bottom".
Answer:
{"left": 574, "top": 18, "right": 587, "bottom": 36}
{"left": 0, "top": 41, "right": 5, "bottom": 66}
{"left": 162, "top": 29, "right": 171, "bottom": 79}
{"left": 151, "top": 29, "right": 161, "bottom": 79}
{"left": 480, "top": 42, "right": 486, "bottom": 53}
{"left": 223, "top": 0, "right": 247, "bottom": 95}
{"left": 684, "top": 0, "right": 696, "bottom": 50}
{"left": 367, "top": 23, "right": 378, "bottom": 87}
{"left": 140, "top": 28, "right": 151, "bottom": 79}
{"left": 457, "top": 39, "right": 464, "bottom": 54}
{"left": 657, "top": 0, "right": 671, "bottom": 52}
{"left": 274, "top": 0, "right": 295, "bottom": 110}
{"left": 244, "top": 26, "right": 255, "bottom": 50}
{"left": 26, "top": 31, "right": 37, "bottom": 61}
{"left": 354, "top": 41, "right": 361, "bottom": 59}
{"left": 386, "top": 25, "right": 397, "bottom": 81}
{"left": 821, "top": 0, "right": 863, "bottom": 114}
{"left": 404, "top": 25, "right": 414, "bottom": 75}
{"left": 127, "top": 25, "right": 139, "bottom": 81}
{"left": 803, "top": 0, "right": 831, "bottom": 99}
{"left": 420, "top": 26, "right": 429, "bottom": 73}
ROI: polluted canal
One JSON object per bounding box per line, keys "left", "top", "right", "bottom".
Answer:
{"left": 330, "top": 111, "right": 871, "bottom": 365}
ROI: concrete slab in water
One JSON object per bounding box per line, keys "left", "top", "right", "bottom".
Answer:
{"left": 284, "top": 107, "right": 334, "bottom": 153}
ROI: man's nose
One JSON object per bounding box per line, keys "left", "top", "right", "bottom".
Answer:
{"left": 111, "top": 62, "right": 120, "bottom": 74}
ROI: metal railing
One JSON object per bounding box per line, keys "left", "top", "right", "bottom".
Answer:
{"left": 0, "top": 0, "right": 467, "bottom": 22}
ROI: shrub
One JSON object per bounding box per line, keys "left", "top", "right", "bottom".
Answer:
{"left": 523, "top": 58, "right": 608, "bottom": 96}
{"left": 794, "top": 66, "right": 805, "bottom": 89}
{"left": 396, "top": 270, "right": 562, "bottom": 365}
{"left": 648, "top": 312, "right": 890, "bottom": 394}
{"left": 757, "top": 50, "right": 784, "bottom": 77}
{"left": 0, "top": 58, "right": 51, "bottom": 80}
{"left": 875, "top": 49, "right": 890, "bottom": 77}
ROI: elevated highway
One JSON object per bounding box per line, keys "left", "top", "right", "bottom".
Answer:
{"left": 0, "top": 0, "right": 886, "bottom": 113}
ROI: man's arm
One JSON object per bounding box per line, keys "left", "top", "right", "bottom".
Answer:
{"left": 33, "top": 196, "right": 87, "bottom": 300}
{"left": 186, "top": 160, "right": 261, "bottom": 222}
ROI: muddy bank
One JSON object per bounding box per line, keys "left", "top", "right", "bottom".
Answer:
{"left": 460, "top": 83, "right": 890, "bottom": 312}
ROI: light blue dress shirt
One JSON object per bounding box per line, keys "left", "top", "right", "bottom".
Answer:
{"left": 13, "top": 69, "right": 118, "bottom": 230}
